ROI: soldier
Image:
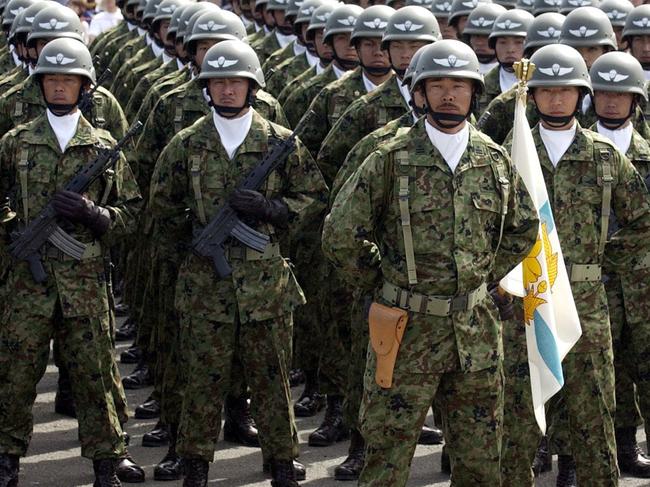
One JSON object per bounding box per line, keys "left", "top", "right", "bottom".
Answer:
{"left": 431, "top": 0, "right": 458, "bottom": 40}
{"left": 0, "top": 38, "right": 142, "bottom": 487}
{"left": 621, "top": 5, "right": 650, "bottom": 98}
{"left": 258, "top": 0, "right": 297, "bottom": 70}
{"left": 322, "top": 39, "right": 538, "bottom": 487}
{"left": 0, "top": 0, "right": 33, "bottom": 72}
{"left": 505, "top": 43, "right": 650, "bottom": 487}
{"left": 447, "top": 0, "right": 490, "bottom": 40}
{"left": 532, "top": 0, "right": 560, "bottom": 16}
{"left": 589, "top": 50, "right": 650, "bottom": 479}
{"left": 105, "top": 0, "right": 149, "bottom": 81}
{"left": 559, "top": 0, "right": 601, "bottom": 14}
{"left": 282, "top": 3, "right": 362, "bottom": 127}
{"left": 600, "top": 0, "right": 633, "bottom": 49}
{"left": 476, "top": 12, "right": 565, "bottom": 144}
{"left": 462, "top": 3, "right": 506, "bottom": 76}
{"left": 93, "top": 0, "right": 138, "bottom": 75}
{"left": 250, "top": 0, "right": 276, "bottom": 47}
{"left": 148, "top": 39, "right": 327, "bottom": 487}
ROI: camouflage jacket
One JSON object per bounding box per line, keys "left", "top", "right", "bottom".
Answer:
{"left": 110, "top": 43, "right": 158, "bottom": 107}
{"left": 0, "top": 77, "right": 129, "bottom": 141}
{"left": 277, "top": 64, "right": 317, "bottom": 105}
{"left": 506, "top": 123, "right": 650, "bottom": 352}
{"left": 476, "top": 65, "right": 502, "bottom": 119}
{"left": 95, "top": 27, "right": 138, "bottom": 76}
{"left": 0, "top": 66, "right": 26, "bottom": 93}
{"left": 301, "top": 66, "right": 368, "bottom": 157}
{"left": 317, "top": 74, "right": 409, "bottom": 186}
{"left": 148, "top": 110, "right": 327, "bottom": 323}
{"left": 262, "top": 41, "right": 296, "bottom": 76}
{"left": 132, "top": 66, "right": 190, "bottom": 127}
{"left": 125, "top": 58, "right": 178, "bottom": 121}
{"left": 135, "top": 78, "right": 288, "bottom": 194}
{"left": 322, "top": 120, "right": 538, "bottom": 372}
{"left": 252, "top": 28, "right": 281, "bottom": 65}
{"left": 247, "top": 26, "right": 267, "bottom": 45}
{"left": 282, "top": 64, "right": 338, "bottom": 128}
{"left": 106, "top": 33, "right": 147, "bottom": 83}
{"left": 0, "top": 49, "right": 15, "bottom": 74}
{"left": 90, "top": 20, "right": 129, "bottom": 56}
{"left": 265, "top": 51, "right": 311, "bottom": 98}
{"left": 115, "top": 53, "right": 164, "bottom": 110}
{"left": 0, "top": 113, "right": 141, "bottom": 318}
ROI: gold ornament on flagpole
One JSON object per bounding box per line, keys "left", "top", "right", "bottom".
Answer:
{"left": 514, "top": 58, "right": 535, "bottom": 83}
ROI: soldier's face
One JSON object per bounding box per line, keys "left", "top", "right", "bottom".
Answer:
{"left": 495, "top": 36, "right": 524, "bottom": 70}
{"left": 388, "top": 40, "right": 428, "bottom": 73}
{"left": 631, "top": 35, "right": 650, "bottom": 65}
{"left": 438, "top": 17, "right": 458, "bottom": 40}
{"left": 299, "top": 22, "right": 309, "bottom": 44}
{"left": 175, "top": 38, "right": 188, "bottom": 60}
{"left": 575, "top": 45, "right": 607, "bottom": 69}
{"left": 531, "top": 86, "right": 581, "bottom": 129}
{"left": 314, "top": 29, "right": 333, "bottom": 61}
{"left": 613, "top": 27, "right": 626, "bottom": 50}
{"left": 456, "top": 15, "right": 468, "bottom": 35}
{"left": 262, "top": 6, "right": 276, "bottom": 27}
{"left": 35, "top": 38, "right": 49, "bottom": 58}
{"left": 422, "top": 77, "right": 473, "bottom": 131}
{"left": 271, "top": 9, "right": 290, "bottom": 29}
{"left": 356, "top": 38, "right": 390, "bottom": 70}
{"left": 41, "top": 74, "right": 84, "bottom": 108}
{"left": 195, "top": 39, "right": 217, "bottom": 67}
{"left": 208, "top": 77, "right": 251, "bottom": 115}
{"left": 469, "top": 35, "right": 494, "bottom": 58}
{"left": 593, "top": 91, "right": 635, "bottom": 124}
{"left": 332, "top": 33, "right": 358, "bottom": 62}
{"left": 156, "top": 20, "right": 170, "bottom": 44}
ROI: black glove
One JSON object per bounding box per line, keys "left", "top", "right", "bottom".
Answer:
{"left": 229, "top": 189, "right": 289, "bottom": 228}
{"left": 488, "top": 282, "right": 515, "bottom": 321}
{"left": 52, "top": 190, "right": 111, "bottom": 237}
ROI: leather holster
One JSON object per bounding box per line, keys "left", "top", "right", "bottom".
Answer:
{"left": 368, "top": 302, "right": 409, "bottom": 389}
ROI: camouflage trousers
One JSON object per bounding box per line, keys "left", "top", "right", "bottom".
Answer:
{"left": 359, "top": 336, "right": 504, "bottom": 487}
{"left": 0, "top": 296, "right": 125, "bottom": 459}
{"left": 176, "top": 313, "right": 299, "bottom": 463}
{"left": 344, "top": 289, "right": 369, "bottom": 429}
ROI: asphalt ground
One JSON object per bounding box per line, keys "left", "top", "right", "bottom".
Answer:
{"left": 16, "top": 316, "right": 650, "bottom": 487}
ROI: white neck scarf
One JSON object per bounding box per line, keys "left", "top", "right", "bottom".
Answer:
{"left": 581, "top": 94, "right": 591, "bottom": 115}
{"left": 11, "top": 49, "right": 21, "bottom": 68}
{"left": 332, "top": 63, "right": 346, "bottom": 79}
{"left": 127, "top": 22, "right": 136, "bottom": 31}
{"left": 241, "top": 14, "right": 252, "bottom": 28}
{"left": 398, "top": 77, "right": 411, "bottom": 107}
{"left": 425, "top": 119, "right": 469, "bottom": 173}
{"left": 47, "top": 109, "right": 81, "bottom": 152}
{"left": 597, "top": 121, "right": 633, "bottom": 156}
{"left": 479, "top": 60, "right": 498, "bottom": 74}
{"left": 499, "top": 67, "right": 518, "bottom": 94}
{"left": 212, "top": 108, "right": 254, "bottom": 159}
{"left": 275, "top": 30, "right": 296, "bottom": 49}
{"left": 162, "top": 51, "right": 174, "bottom": 64}
{"left": 137, "top": 27, "right": 146, "bottom": 37}
{"left": 305, "top": 50, "right": 319, "bottom": 68}
{"left": 151, "top": 40, "right": 164, "bottom": 58}
{"left": 539, "top": 120, "right": 577, "bottom": 167}
{"left": 177, "top": 58, "right": 185, "bottom": 71}
{"left": 263, "top": 25, "right": 271, "bottom": 35}
{"left": 362, "top": 72, "right": 378, "bottom": 93}
{"left": 293, "top": 41, "right": 306, "bottom": 56}
{"left": 145, "top": 33, "right": 153, "bottom": 46}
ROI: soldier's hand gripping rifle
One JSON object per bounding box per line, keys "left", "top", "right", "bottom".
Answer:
{"left": 192, "top": 111, "right": 316, "bottom": 278}
{"left": 8, "top": 121, "right": 143, "bottom": 283}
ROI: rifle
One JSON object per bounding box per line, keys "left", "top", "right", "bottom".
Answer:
{"left": 8, "top": 120, "right": 143, "bottom": 283}
{"left": 78, "top": 66, "right": 112, "bottom": 114}
{"left": 192, "top": 110, "right": 316, "bottom": 278}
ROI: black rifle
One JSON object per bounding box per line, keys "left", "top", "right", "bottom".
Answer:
{"left": 192, "top": 110, "right": 316, "bottom": 278}
{"left": 9, "top": 121, "right": 143, "bottom": 283}
{"left": 78, "top": 67, "right": 112, "bottom": 114}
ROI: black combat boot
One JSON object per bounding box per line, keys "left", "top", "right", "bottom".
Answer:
{"left": 119, "top": 344, "right": 142, "bottom": 364}
{"left": 270, "top": 459, "right": 299, "bottom": 487}
{"left": 0, "top": 453, "right": 19, "bottom": 487}
{"left": 263, "top": 460, "right": 306, "bottom": 481}
{"left": 154, "top": 424, "right": 184, "bottom": 481}
{"left": 293, "top": 370, "right": 325, "bottom": 418}
{"left": 308, "top": 395, "right": 349, "bottom": 446}
{"left": 115, "top": 450, "right": 145, "bottom": 483}
{"left": 121, "top": 360, "right": 153, "bottom": 390}
{"left": 93, "top": 459, "right": 122, "bottom": 487}
{"left": 556, "top": 455, "right": 577, "bottom": 487}
{"left": 418, "top": 424, "right": 443, "bottom": 445}
{"left": 334, "top": 429, "right": 365, "bottom": 481}
{"left": 54, "top": 367, "right": 76, "bottom": 418}
{"left": 134, "top": 395, "right": 160, "bottom": 419}
{"left": 223, "top": 395, "right": 260, "bottom": 447}
{"left": 182, "top": 458, "right": 208, "bottom": 487}
{"left": 616, "top": 427, "right": 650, "bottom": 478}
{"left": 142, "top": 421, "right": 170, "bottom": 447}
{"left": 115, "top": 319, "right": 138, "bottom": 342}
{"left": 532, "top": 436, "right": 552, "bottom": 477}
{"left": 289, "top": 368, "right": 305, "bottom": 388}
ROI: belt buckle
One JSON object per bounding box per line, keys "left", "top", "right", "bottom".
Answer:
{"left": 450, "top": 294, "right": 468, "bottom": 313}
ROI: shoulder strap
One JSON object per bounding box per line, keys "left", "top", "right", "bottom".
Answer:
{"left": 190, "top": 155, "right": 208, "bottom": 225}
{"left": 489, "top": 148, "right": 510, "bottom": 254}
{"left": 100, "top": 168, "right": 115, "bottom": 206}
{"left": 595, "top": 144, "right": 614, "bottom": 257}
{"left": 395, "top": 149, "right": 417, "bottom": 285}
{"left": 92, "top": 93, "right": 106, "bottom": 129}
{"left": 173, "top": 104, "right": 184, "bottom": 134}
{"left": 17, "top": 144, "right": 29, "bottom": 223}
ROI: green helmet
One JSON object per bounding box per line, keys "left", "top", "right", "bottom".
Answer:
{"left": 412, "top": 38, "right": 484, "bottom": 91}
{"left": 27, "top": 4, "right": 85, "bottom": 46}
{"left": 2, "top": 0, "right": 35, "bottom": 28}
{"left": 11, "top": 1, "right": 49, "bottom": 43}
{"left": 286, "top": 0, "right": 305, "bottom": 18}
{"left": 600, "top": 0, "right": 633, "bottom": 28}
{"left": 152, "top": 0, "right": 186, "bottom": 32}
{"left": 406, "top": 0, "right": 435, "bottom": 8}
{"left": 254, "top": 0, "right": 268, "bottom": 11}
{"left": 305, "top": 2, "right": 335, "bottom": 42}
{"left": 323, "top": 4, "right": 363, "bottom": 44}
{"left": 175, "top": 2, "right": 208, "bottom": 41}
{"left": 267, "top": 0, "right": 289, "bottom": 11}
{"left": 488, "top": 9, "right": 533, "bottom": 50}
{"left": 559, "top": 6, "right": 616, "bottom": 50}
{"left": 381, "top": 6, "right": 441, "bottom": 50}
{"left": 524, "top": 12, "right": 564, "bottom": 57}
{"left": 528, "top": 44, "right": 592, "bottom": 94}
{"left": 186, "top": 10, "right": 247, "bottom": 54}
{"left": 515, "top": 0, "right": 534, "bottom": 12}
{"left": 403, "top": 43, "right": 427, "bottom": 87}
{"left": 532, "top": 0, "right": 560, "bottom": 16}
{"left": 167, "top": 2, "right": 191, "bottom": 39}
{"left": 135, "top": 0, "right": 148, "bottom": 17}
{"left": 33, "top": 37, "right": 95, "bottom": 83}
{"left": 622, "top": 5, "right": 650, "bottom": 44}
{"left": 431, "top": 0, "right": 453, "bottom": 19}
{"left": 294, "top": 0, "right": 322, "bottom": 26}
{"left": 351, "top": 5, "right": 395, "bottom": 44}
{"left": 462, "top": 3, "right": 506, "bottom": 37}
{"left": 181, "top": 3, "right": 219, "bottom": 46}
{"left": 142, "top": 0, "right": 165, "bottom": 25}
{"left": 559, "top": 0, "right": 601, "bottom": 14}
{"left": 448, "top": 0, "right": 492, "bottom": 28}
{"left": 199, "top": 39, "right": 265, "bottom": 88}
{"left": 589, "top": 50, "right": 647, "bottom": 101}
{"left": 494, "top": 0, "right": 516, "bottom": 7}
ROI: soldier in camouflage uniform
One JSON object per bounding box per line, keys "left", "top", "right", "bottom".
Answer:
{"left": 148, "top": 39, "right": 327, "bottom": 487}
{"left": 92, "top": 1, "right": 138, "bottom": 75}
{"left": 0, "top": 0, "right": 30, "bottom": 73}
{"left": 258, "top": 0, "right": 297, "bottom": 71}
{"left": 600, "top": 0, "right": 632, "bottom": 49}
{"left": 622, "top": 5, "right": 650, "bottom": 119}
{"left": 0, "top": 38, "right": 142, "bottom": 487}
{"left": 282, "top": 3, "right": 362, "bottom": 127}
{"left": 322, "top": 39, "right": 538, "bottom": 487}
{"left": 0, "top": 2, "right": 41, "bottom": 92}
{"left": 462, "top": 2, "right": 504, "bottom": 81}
{"left": 504, "top": 43, "right": 650, "bottom": 487}
{"left": 589, "top": 51, "right": 650, "bottom": 479}
{"left": 104, "top": 0, "right": 150, "bottom": 83}
{"left": 250, "top": 0, "right": 276, "bottom": 50}
{"left": 431, "top": 0, "right": 459, "bottom": 40}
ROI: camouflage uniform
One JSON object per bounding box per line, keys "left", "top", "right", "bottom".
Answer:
{"left": 148, "top": 110, "right": 327, "bottom": 464}
{"left": 282, "top": 64, "right": 338, "bottom": 128}
{"left": 0, "top": 113, "right": 141, "bottom": 460}
{"left": 262, "top": 41, "right": 297, "bottom": 76}
{"left": 94, "top": 25, "right": 138, "bottom": 76}
{"left": 477, "top": 64, "right": 501, "bottom": 117}
{"left": 322, "top": 119, "right": 538, "bottom": 487}
{"left": 277, "top": 64, "right": 317, "bottom": 105}
{"left": 252, "top": 27, "right": 282, "bottom": 64}
{"left": 110, "top": 43, "right": 158, "bottom": 107}
{"left": 0, "top": 66, "right": 26, "bottom": 93}
{"left": 89, "top": 19, "right": 129, "bottom": 56}
{"left": 105, "top": 32, "right": 147, "bottom": 85}
{"left": 124, "top": 58, "right": 178, "bottom": 121}
{"left": 265, "top": 51, "right": 312, "bottom": 99}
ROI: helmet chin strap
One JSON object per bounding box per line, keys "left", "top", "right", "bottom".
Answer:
{"left": 476, "top": 53, "right": 496, "bottom": 64}
{"left": 276, "top": 24, "right": 294, "bottom": 35}
{"left": 498, "top": 61, "right": 515, "bottom": 72}
{"left": 423, "top": 88, "right": 472, "bottom": 129}
{"left": 534, "top": 95, "right": 581, "bottom": 128}
{"left": 332, "top": 48, "right": 359, "bottom": 71}
{"left": 208, "top": 82, "right": 255, "bottom": 118}
{"left": 596, "top": 99, "right": 635, "bottom": 130}
{"left": 355, "top": 46, "right": 391, "bottom": 76}
{"left": 641, "top": 62, "right": 650, "bottom": 71}
{"left": 387, "top": 50, "right": 406, "bottom": 78}
{"left": 40, "top": 82, "right": 82, "bottom": 117}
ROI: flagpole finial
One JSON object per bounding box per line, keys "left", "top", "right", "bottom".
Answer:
{"left": 514, "top": 58, "right": 536, "bottom": 84}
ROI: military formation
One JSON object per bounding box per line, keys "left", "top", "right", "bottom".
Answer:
{"left": 0, "top": 0, "right": 650, "bottom": 486}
